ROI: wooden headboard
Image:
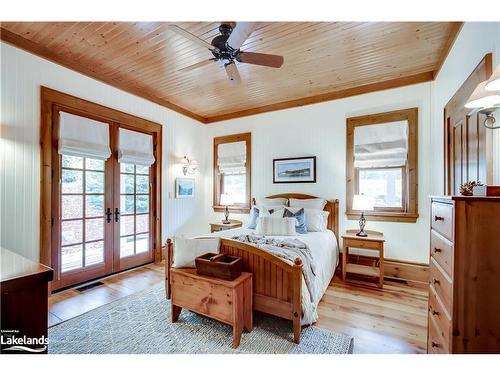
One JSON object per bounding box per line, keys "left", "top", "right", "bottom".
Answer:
{"left": 252, "top": 194, "right": 340, "bottom": 239}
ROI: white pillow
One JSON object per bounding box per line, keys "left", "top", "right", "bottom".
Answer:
{"left": 256, "top": 217, "right": 297, "bottom": 236}
{"left": 289, "top": 198, "right": 327, "bottom": 210}
{"left": 172, "top": 237, "right": 220, "bottom": 268}
{"left": 256, "top": 197, "right": 288, "bottom": 207}
{"left": 286, "top": 207, "right": 330, "bottom": 232}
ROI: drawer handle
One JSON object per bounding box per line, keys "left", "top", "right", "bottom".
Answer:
{"left": 431, "top": 341, "right": 440, "bottom": 348}
{"left": 434, "top": 215, "right": 444, "bottom": 222}
{"left": 432, "top": 310, "right": 440, "bottom": 316}
{"left": 433, "top": 278, "right": 440, "bottom": 285}
{"left": 433, "top": 247, "right": 442, "bottom": 253}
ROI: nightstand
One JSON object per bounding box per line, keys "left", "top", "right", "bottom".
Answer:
{"left": 341, "top": 229, "right": 385, "bottom": 288}
{"left": 210, "top": 220, "right": 242, "bottom": 233}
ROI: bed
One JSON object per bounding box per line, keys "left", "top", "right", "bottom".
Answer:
{"left": 165, "top": 193, "right": 340, "bottom": 344}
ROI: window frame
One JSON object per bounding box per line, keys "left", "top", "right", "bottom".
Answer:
{"left": 213, "top": 132, "right": 251, "bottom": 213}
{"left": 346, "top": 108, "right": 418, "bottom": 223}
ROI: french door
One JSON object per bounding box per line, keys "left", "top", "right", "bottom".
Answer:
{"left": 52, "top": 118, "right": 157, "bottom": 290}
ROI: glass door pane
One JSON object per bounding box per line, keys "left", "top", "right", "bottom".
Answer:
{"left": 60, "top": 155, "right": 105, "bottom": 272}
{"left": 119, "top": 163, "right": 151, "bottom": 258}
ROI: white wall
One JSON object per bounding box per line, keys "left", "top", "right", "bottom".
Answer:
{"left": 0, "top": 42, "right": 206, "bottom": 261}
{"left": 201, "top": 82, "right": 433, "bottom": 264}
{"left": 431, "top": 22, "right": 500, "bottom": 194}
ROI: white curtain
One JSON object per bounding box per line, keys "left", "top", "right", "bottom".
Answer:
{"left": 218, "top": 141, "right": 246, "bottom": 175}
{"left": 58, "top": 112, "right": 111, "bottom": 160}
{"left": 354, "top": 120, "right": 408, "bottom": 168}
{"left": 118, "top": 128, "right": 155, "bottom": 166}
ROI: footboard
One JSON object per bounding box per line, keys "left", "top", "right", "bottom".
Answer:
{"left": 165, "top": 238, "right": 303, "bottom": 343}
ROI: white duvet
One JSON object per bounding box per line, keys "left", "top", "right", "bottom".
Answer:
{"left": 207, "top": 228, "right": 339, "bottom": 325}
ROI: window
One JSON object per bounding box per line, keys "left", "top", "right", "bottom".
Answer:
{"left": 213, "top": 133, "right": 251, "bottom": 213}
{"left": 346, "top": 108, "right": 418, "bottom": 223}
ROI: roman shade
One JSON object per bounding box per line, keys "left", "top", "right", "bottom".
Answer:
{"left": 118, "top": 128, "right": 155, "bottom": 166}
{"left": 58, "top": 111, "right": 111, "bottom": 160}
{"left": 217, "top": 141, "right": 246, "bottom": 175}
{"left": 354, "top": 120, "right": 408, "bottom": 168}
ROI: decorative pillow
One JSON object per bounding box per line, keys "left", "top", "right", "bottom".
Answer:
{"left": 286, "top": 207, "right": 330, "bottom": 232}
{"left": 172, "top": 237, "right": 220, "bottom": 268}
{"left": 255, "top": 217, "right": 297, "bottom": 236}
{"left": 256, "top": 197, "right": 288, "bottom": 207}
{"left": 247, "top": 206, "right": 285, "bottom": 229}
{"left": 283, "top": 208, "right": 307, "bottom": 234}
{"left": 289, "top": 198, "right": 327, "bottom": 210}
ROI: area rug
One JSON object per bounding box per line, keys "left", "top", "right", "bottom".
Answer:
{"left": 48, "top": 283, "right": 353, "bottom": 354}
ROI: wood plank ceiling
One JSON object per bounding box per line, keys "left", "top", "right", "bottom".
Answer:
{"left": 0, "top": 22, "right": 462, "bottom": 123}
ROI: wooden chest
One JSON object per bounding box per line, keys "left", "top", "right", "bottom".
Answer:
{"left": 170, "top": 268, "right": 253, "bottom": 348}
{"left": 427, "top": 196, "right": 500, "bottom": 353}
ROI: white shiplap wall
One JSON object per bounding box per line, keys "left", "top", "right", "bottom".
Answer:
{"left": 0, "top": 42, "right": 207, "bottom": 261}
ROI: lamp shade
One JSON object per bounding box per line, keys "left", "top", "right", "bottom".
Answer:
{"left": 465, "top": 80, "right": 500, "bottom": 109}
{"left": 485, "top": 65, "right": 500, "bottom": 91}
{"left": 220, "top": 193, "right": 234, "bottom": 206}
{"left": 352, "top": 194, "right": 375, "bottom": 211}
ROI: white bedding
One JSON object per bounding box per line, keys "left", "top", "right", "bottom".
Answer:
{"left": 207, "top": 227, "right": 339, "bottom": 325}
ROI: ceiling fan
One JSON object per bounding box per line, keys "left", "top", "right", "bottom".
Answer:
{"left": 168, "top": 22, "right": 284, "bottom": 83}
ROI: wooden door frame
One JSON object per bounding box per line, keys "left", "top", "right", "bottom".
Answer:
{"left": 444, "top": 53, "right": 493, "bottom": 195}
{"left": 40, "top": 87, "right": 163, "bottom": 290}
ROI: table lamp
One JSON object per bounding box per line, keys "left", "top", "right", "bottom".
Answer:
{"left": 220, "top": 194, "right": 234, "bottom": 224}
{"left": 352, "top": 194, "right": 375, "bottom": 237}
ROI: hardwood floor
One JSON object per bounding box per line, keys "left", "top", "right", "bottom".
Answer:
{"left": 48, "top": 263, "right": 164, "bottom": 325}
{"left": 48, "top": 264, "right": 428, "bottom": 354}
{"left": 316, "top": 276, "right": 428, "bottom": 354}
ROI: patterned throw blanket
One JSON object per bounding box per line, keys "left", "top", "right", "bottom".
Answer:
{"left": 231, "top": 234, "right": 317, "bottom": 301}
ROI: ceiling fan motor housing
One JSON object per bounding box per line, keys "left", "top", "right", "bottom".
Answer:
{"left": 211, "top": 24, "right": 239, "bottom": 63}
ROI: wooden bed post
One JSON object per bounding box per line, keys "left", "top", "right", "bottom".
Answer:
{"left": 165, "top": 238, "right": 173, "bottom": 299}
{"left": 292, "top": 257, "right": 303, "bottom": 344}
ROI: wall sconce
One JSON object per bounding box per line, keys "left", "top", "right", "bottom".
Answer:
{"left": 465, "top": 65, "right": 500, "bottom": 129}
{"left": 181, "top": 155, "right": 198, "bottom": 175}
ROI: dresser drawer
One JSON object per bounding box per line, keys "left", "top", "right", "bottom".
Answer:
{"left": 428, "top": 313, "right": 449, "bottom": 354}
{"left": 430, "top": 229, "right": 453, "bottom": 278}
{"left": 429, "top": 285, "right": 451, "bottom": 347}
{"left": 430, "top": 257, "right": 453, "bottom": 312}
{"left": 431, "top": 201, "right": 453, "bottom": 241}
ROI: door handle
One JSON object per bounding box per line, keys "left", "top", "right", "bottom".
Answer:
{"left": 115, "top": 208, "right": 120, "bottom": 222}
{"left": 434, "top": 215, "right": 444, "bottom": 222}
{"left": 106, "top": 208, "right": 112, "bottom": 223}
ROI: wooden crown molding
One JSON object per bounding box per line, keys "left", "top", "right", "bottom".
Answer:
{"left": 205, "top": 72, "right": 434, "bottom": 124}
{"left": 1, "top": 23, "right": 463, "bottom": 125}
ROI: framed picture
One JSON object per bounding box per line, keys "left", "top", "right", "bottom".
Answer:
{"left": 273, "top": 156, "right": 316, "bottom": 183}
{"left": 175, "top": 178, "right": 195, "bottom": 198}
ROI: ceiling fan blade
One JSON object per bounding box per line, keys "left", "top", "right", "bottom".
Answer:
{"left": 224, "top": 62, "right": 241, "bottom": 84}
{"left": 168, "top": 24, "right": 214, "bottom": 50}
{"left": 226, "top": 22, "right": 258, "bottom": 50}
{"left": 237, "top": 52, "right": 284, "bottom": 68}
{"left": 179, "top": 59, "right": 215, "bottom": 72}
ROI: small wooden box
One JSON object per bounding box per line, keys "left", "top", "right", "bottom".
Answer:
{"left": 195, "top": 253, "right": 242, "bottom": 280}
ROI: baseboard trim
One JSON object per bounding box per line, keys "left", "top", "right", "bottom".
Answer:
{"left": 337, "top": 253, "right": 429, "bottom": 286}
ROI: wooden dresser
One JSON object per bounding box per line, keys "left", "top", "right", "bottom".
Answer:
{"left": 428, "top": 196, "right": 500, "bottom": 353}
{"left": 1, "top": 248, "right": 53, "bottom": 353}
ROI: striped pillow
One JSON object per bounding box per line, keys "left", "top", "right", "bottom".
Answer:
{"left": 256, "top": 217, "right": 297, "bottom": 236}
